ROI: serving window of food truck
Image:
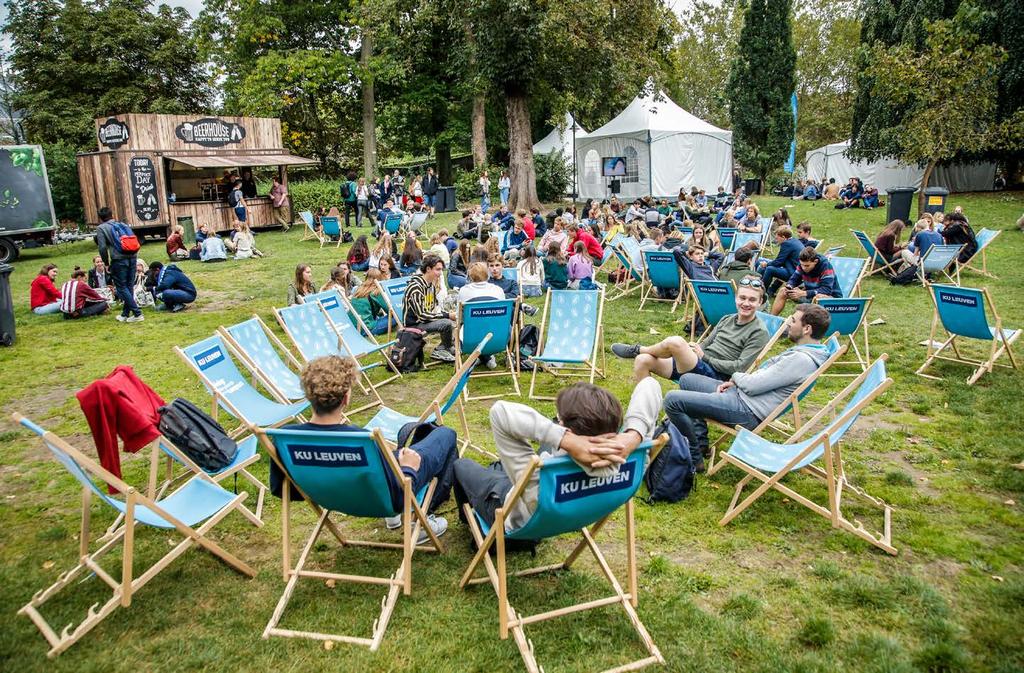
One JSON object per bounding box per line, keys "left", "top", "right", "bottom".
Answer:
{"left": 77, "top": 113, "right": 317, "bottom": 236}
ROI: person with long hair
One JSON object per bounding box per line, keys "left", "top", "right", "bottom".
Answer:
{"left": 516, "top": 244, "right": 544, "bottom": 297}
{"left": 737, "top": 204, "right": 762, "bottom": 232}
{"left": 567, "top": 240, "right": 595, "bottom": 290}
{"left": 542, "top": 241, "right": 568, "bottom": 289}
{"left": 287, "top": 263, "right": 314, "bottom": 305}
{"left": 498, "top": 169, "right": 511, "bottom": 206}
{"left": 874, "top": 219, "right": 906, "bottom": 265}
{"left": 29, "top": 263, "right": 62, "bottom": 315}
{"left": 539, "top": 216, "right": 570, "bottom": 253}
{"left": 378, "top": 254, "right": 400, "bottom": 279}
{"left": 233, "top": 221, "right": 261, "bottom": 259}
{"left": 398, "top": 234, "right": 424, "bottom": 276}
{"left": 348, "top": 234, "right": 371, "bottom": 271}
{"left": 369, "top": 232, "right": 394, "bottom": 270}
{"left": 349, "top": 268, "right": 393, "bottom": 335}
{"left": 355, "top": 177, "right": 371, "bottom": 227}
{"left": 321, "top": 262, "right": 357, "bottom": 296}
{"left": 448, "top": 239, "right": 472, "bottom": 289}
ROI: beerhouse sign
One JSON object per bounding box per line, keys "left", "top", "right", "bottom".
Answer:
{"left": 174, "top": 117, "right": 247, "bottom": 148}
{"left": 97, "top": 117, "right": 130, "bottom": 149}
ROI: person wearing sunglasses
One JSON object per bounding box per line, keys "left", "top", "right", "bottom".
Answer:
{"left": 612, "top": 274, "right": 769, "bottom": 385}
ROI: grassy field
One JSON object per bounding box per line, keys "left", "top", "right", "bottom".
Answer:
{"left": 1, "top": 193, "right": 1022, "bottom": 673}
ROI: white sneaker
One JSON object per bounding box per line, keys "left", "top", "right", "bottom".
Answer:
{"left": 384, "top": 515, "right": 401, "bottom": 530}
{"left": 126, "top": 314, "right": 145, "bottom": 323}
{"left": 115, "top": 314, "right": 128, "bottom": 322}
{"left": 384, "top": 514, "right": 448, "bottom": 544}
{"left": 485, "top": 355, "right": 498, "bottom": 370}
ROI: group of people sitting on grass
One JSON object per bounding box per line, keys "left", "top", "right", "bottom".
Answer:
{"left": 873, "top": 207, "right": 977, "bottom": 280}
{"left": 274, "top": 274, "right": 833, "bottom": 541}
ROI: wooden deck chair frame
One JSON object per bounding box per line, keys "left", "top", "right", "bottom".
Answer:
{"left": 455, "top": 299, "right": 521, "bottom": 401}
{"left": 218, "top": 314, "right": 305, "bottom": 406}
{"left": 319, "top": 215, "right": 343, "bottom": 249}
{"left": 322, "top": 290, "right": 405, "bottom": 392}
{"left": 528, "top": 288, "right": 606, "bottom": 401}
{"left": 407, "top": 211, "right": 428, "bottom": 237}
{"left": 958, "top": 228, "right": 1000, "bottom": 279}
{"left": 917, "top": 243, "right": 964, "bottom": 286}
{"left": 706, "top": 336, "right": 848, "bottom": 472}
{"left": 850, "top": 229, "right": 900, "bottom": 277}
{"left": 916, "top": 284, "right": 1019, "bottom": 385}
{"left": 637, "top": 248, "right": 684, "bottom": 313}
{"left": 607, "top": 240, "right": 644, "bottom": 301}
{"left": 256, "top": 427, "right": 443, "bottom": 651}
{"left": 298, "top": 210, "right": 326, "bottom": 244}
{"left": 13, "top": 414, "right": 256, "bottom": 658}
{"left": 459, "top": 435, "right": 669, "bottom": 673}
{"left": 707, "top": 357, "right": 897, "bottom": 555}
{"left": 814, "top": 296, "right": 874, "bottom": 374}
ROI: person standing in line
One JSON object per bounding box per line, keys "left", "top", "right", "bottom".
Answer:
{"left": 423, "top": 167, "right": 439, "bottom": 216}
{"left": 95, "top": 207, "right": 144, "bottom": 323}
{"left": 341, "top": 171, "right": 358, "bottom": 229}
{"left": 498, "top": 170, "right": 511, "bottom": 206}
{"left": 479, "top": 170, "right": 492, "bottom": 213}
{"left": 270, "top": 176, "right": 291, "bottom": 230}
{"left": 356, "top": 177, "right": 372, "bottom": 227}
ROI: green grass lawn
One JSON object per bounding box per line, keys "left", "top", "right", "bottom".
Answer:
{"left": 1, "top": 193, "right": 1022, "bottom": 672}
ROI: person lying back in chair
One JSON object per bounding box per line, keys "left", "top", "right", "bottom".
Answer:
{"left": 271, "top": 355, "right": 458, "bottom": 541}
{"left": 452, "top": 379, "right": 660, "bottom": 535}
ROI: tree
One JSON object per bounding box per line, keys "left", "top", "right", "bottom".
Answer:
{"left": 3, "top": 0, "right": 211, "bottom": 148}
{"left": 864, "top": 14, "right": 1024, "bottom": 213}
{"left": 726, "top": 0, "right": 797, "bottom": 191}
{"left": 0, "top": 52, "right": 25, "bottom": 144}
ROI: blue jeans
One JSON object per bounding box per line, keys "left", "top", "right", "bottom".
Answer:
{"left": 448, "top": 273, "right": 468, "bottom": 289}
{"left": 351, "top": 261, "right": 369, "bottom": 272}
{"left": 481, "top": 194, "right": 490, "bottom": 213}
{"left": 370, "top": 315, "right": 395, "bottom": 336}
{"left": 761, "top": 265, "right": 791, "bottom": 294}
{"left": 663, "top": 373, "right": 761, "bottom": 453}
{"left": 158, "top": 288, "right": 196, "bottom": 311}
{"left": 234, "top": 206, "right": 247, "bottom": 222}
{"left": 110, "top": 258, "right": 140, "bottom": 318}
{"left": 863, "top": 195, "right": 878, "bottom": 208}
{"left": 424, "top": 194, "right": 435, "bottom": 207}
{"left": 384, "top": 426, "right": 458, "bottom": 513}
{"left": 33, "top": 301, "right": 61, "bottom": 315}
{"left": 499, "top": 187, "right": 509, "bottom": 206}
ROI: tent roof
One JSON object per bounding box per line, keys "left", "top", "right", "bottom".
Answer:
{"left": 585, "top": 90, "right": 729, "bottom": 139}
{"left": 532, "top": 112, "right": 588, "bottom": 155}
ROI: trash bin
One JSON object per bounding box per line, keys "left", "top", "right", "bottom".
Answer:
{"left": 0, "top": 263, "right": 15, "bottom": 347}
{"left": 885, "top": 187, "right": 917, "bottom": 224}
{"left": 177, "top": 216, "right": 196, "bottom": 245}
{"left": 438, "top": 186, "right": 456, "bottom": 212}
{"left": 922, "top": 186, "right": 949, "bottom": 215}
{"left": 743, "top": 178, "right": 762, "bottom": 196}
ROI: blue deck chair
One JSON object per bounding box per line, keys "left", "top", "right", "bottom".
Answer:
{"left": 598, "top": 234, "right": 624, "bottom": 269}
{"left": 220, "top": 315, "right": 305, "bottom": 404}
{"left": 851, "top": 229, "right": 899, "bottom": 276}
{"left": 456, "top": 299, "right": 520, "bottom": 400}
{"left": 717, "top": 226, "right": 737, "bottom": 250}
{"left": 14, "top": 414, "right": 255, "bottom": 657}
{"left": 364, "top": 335, "right": 491, "bottom": 453}
{"left": 709, "top": 356, "right": 897, "bottom": 555}
{"left": 731, "top": 231, "right": 762, "bottom": 252}
{"left": 750, "top": 310, "right": 787, "bottom": 369}
{"left": 609, "top": 237, "right": 644, "bottom": 301}
{"left": 638, "top": 249, "right": 683, "bottom": 312}
{"left": 529, "top": 288, "right": 606, "bottom": 400}
{"left": 375, "top": 276, "right": 412, "bottom": 334}
{"left": 916, "top": 284, "right": 1019, "bottom": 385}
{"left": 917, "top": 243, "right": 964, "bottom": 285}
{"left": 823, "top": 244, "right": 845, "bottom": 258}
{"left": 816, "top": 296, "right": 874, "bottom": 372}
{"left": 257, "top": 426, "right": 442, "bottom": 650}
{"left": 685, "top": 279, "right": 736, "bottom": 340}
{"left": 959, "top": 228, "right": 1000, "bottom": 279}
{"left": 676, "top": 225, "right": 695, "bottom": 238}
{"left": 308, "top": 289, "right": 402, "bottom": 386}
{"left": 298, "top": 210, "right": 324, "bottom": 244}
{"left": 459, "top": 435, "right": 668, "bottom": 673}
{"left": 407, "top": 211, "right": 428, "bottom": 237}
{"left": 320, "top": 216, "right": 342, "bottom": 249}
{"left": 828, "top": 256, "right": 868, "bottom": 298}
{"left": 383, "top": 212, "right": 403, "bottom": 236}
{"left": 176, "top": 335, "right": 309, "bottom": 436}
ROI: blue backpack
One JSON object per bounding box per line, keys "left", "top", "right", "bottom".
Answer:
{"left": 644, "top": 421, "right": 696, "bottom": 503}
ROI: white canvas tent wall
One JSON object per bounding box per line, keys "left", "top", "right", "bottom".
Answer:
{"left": 532, "top": 112, "right": 588, "bottom": 159}
{"left": 805, "top": 140, "right": 996, "bottom": 193}
{"left": 575, "top": 91, "right": 732, "bottom": 200}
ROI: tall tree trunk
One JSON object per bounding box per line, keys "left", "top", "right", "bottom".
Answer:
{"left": 506, "top": 92, "right": 541, "bottom": 211}
{"left": 435, "top": 144, "right": 452, "bottom": 185}
{"left": 917, "top": 158, "right": 936, "bottom": 218}
{"left": 361, "top": 33, "right": 377, "bottom": 179}
{"left": 471, "top": 95, "right": 487, "bottom": 169}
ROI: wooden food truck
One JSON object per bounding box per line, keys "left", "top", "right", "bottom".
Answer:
{"left": 76, "top": 113, "right": 317, "bottom": 237}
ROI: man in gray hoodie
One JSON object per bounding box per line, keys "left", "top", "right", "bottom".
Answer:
{"left": 663, "top": 303, "right": 832, "bottom": 468}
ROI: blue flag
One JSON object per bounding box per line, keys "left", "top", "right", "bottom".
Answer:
{"left": 783, "top": 92, "right": 797, "bottom": 173}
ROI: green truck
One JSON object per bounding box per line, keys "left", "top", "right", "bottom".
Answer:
{"left": 0, "top": 145, "right": 57, "bottom": 263}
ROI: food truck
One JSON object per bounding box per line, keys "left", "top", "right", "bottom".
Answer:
{"left": 76, "top": 113, "right": 317, "bottom": 237}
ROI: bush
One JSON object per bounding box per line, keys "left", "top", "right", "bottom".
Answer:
{"left": 286, "top": 179, "right": 346, "bottom": 214}
{"left": 534, "top": 151, "right": 573, "bottom": 202}
{"left": 453, "top": 164, "right": 503, "bottom": 203}
{"left": 41, "top": 141, "right": 85, "bottom": 223}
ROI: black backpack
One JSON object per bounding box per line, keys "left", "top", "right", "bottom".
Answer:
{"left": 388, "top": 327, "right": 426, "bottom": 373}
{"left": 158, "top": 398, "right": 238, "bottom": 472}
{"left": 340, "top": 181, "right": 352, "bottom": 199}
{"left": 644, "top": 421, "right": 696, "bottom": 503}
{"left": 889, "top": 263, "right": 919, "bottom": 286}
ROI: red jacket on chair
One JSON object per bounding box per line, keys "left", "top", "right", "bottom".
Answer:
{"left": 76, "top": 365, "right": 166, "bottom": 493}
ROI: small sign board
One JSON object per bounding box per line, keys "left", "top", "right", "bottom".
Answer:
{"left": 129, "top": 155, "right": 159, "bottom": 222}
{"left": 97, "top": 117, "right": 130, "bottom": 149}
{"left": 0, "top": 146, "right": 57, "bottom": 234}
{"left": 174, "top": 117, "right": 247, "bottom": 148}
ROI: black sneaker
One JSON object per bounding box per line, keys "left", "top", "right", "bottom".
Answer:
{"left": 611, "top": 343, "right": 641, "bottom": 359}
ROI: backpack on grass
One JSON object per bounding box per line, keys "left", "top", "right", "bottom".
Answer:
{"left": 388, "top": 327, "right": 425, "bottom": 373}
{"left": 644, "top": 421, "right": 696, "bottom": 503}
{"left": 157, "top": 398, "right": 238, "bottom": 472}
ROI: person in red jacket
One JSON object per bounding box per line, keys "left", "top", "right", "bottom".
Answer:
{"left": 59, "top": 267, "right": 109, "bottom": 319}
{"left": 30, "top": 264, "right": 62, "bottom": 315}
{"left": 567, "top": 222, "right": 603, "bottom": 260}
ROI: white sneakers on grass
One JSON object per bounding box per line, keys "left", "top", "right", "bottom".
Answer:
{"left": 383, "top": 514, "right": 448, "bottom": 544}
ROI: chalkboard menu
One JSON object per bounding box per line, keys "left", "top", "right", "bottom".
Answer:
{"left": 174, "top": 117, "right": 247, "bottom": 148}
{"left": 97, "top": 117, "right": 130, "bottom": 149}
{"left": 130, "top": 156, "right": 159, "bottom": 222}
{"left": 0, "top": 146, "right": 57, "bottom": 234}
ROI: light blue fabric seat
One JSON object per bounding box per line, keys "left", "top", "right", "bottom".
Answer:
{"left": 638, "top": 249, "right": 682, "bottom": 312}
{"left": 918, "top": 243, "right": 964, "bottom": 285}
{"left": 816, "top": 296, "right": 874, "bottom": 371}
{"left": 828, "top": 256, "right": 867, "bottom": 298}
{"left": 717, "top": 226, "right": 737, "bottom": 250}
{"left": 686, "top": 279, "right": 736, "bottom": 339}
{"left": 731, "top": 231, "right": 760, "bottom": 251}
{"left": 529, "top": 288, "right": 605, "bottom": 400}
{"left": 376, "top": 276, "right": 411, "bottom": 330}
{"left": 850, "top": 229, "right": 898, "bottom": 276}
{"left": 384, "top": 212, "right": 403, "bottom": 236}
{"left": 609, "top": 237, "right": 644, "bottom": 300}
{"left": 456, "top": 299, "right": 520, "bottom": 400}
{"left": 298, "top": 210, "right": 324, "bottom": 244}
{"left": 222, "top": 316, "right": 305, "bottom": 402}
{"left": 960, "top": 228, "right": 1000, "bottom": 278}
{"left": 320, "top": 216, "right": 342, "bottom": 249}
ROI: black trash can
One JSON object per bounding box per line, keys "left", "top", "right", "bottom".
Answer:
{"left": 886, "top": 187, "right": 917, "bottom": 224}
{"left": 438, "top": 186, "right": 456, "bottom": 212}
{"left": 922, "top": 186, "right": 949, "bottom": 215}
{"left": 743, "top": 178, "right": 762, "bottom": 196}
{"left": 0, "top": 263, "right": 15, "bottom": 347}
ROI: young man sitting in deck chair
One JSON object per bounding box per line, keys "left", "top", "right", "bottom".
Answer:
{"left": 663, "top": 303, "right": 831, "bottom": 471}
{"left": 612, "top": 276, "right": 770, "bottom": 385}
{"left": 404, "top": 254, "right": 458, "bottom": 363}
{"left": 452, "top": 379, "right": 660, "bottom": 539}
{"left": 770, "top": 246, "right": 842, "bottom": 315}
{"left": 271, "top": 355, "right": 457, "bottom": 540}
{"left": 672, "top": 244, "right": 716, "bottom": 280}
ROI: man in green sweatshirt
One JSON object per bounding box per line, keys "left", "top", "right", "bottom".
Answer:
{"left": 612, "top": 276, "right": 769, "bottom": 383}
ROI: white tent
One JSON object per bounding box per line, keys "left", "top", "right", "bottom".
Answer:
{"left": 575, "top": 90, "right": 732, "bottom": 200}
{"left": 805, "top": 140, "right": 996, "bottom": 193}
{"left": 532, "top": 112, "right": 588, "bottom": 159}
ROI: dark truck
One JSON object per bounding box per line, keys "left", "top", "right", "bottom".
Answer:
{"left": 0, "top": 145, "right": 58, "bottom": 263}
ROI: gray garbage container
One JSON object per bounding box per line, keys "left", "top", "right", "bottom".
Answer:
{"left": 922, "top": 186, "right": 949, "bottom": 215}
{"left": 743, "top": 178, "right": 762, "bottom": 196}
{"left": 886, "top": 187, "right": 917, "bottom": 224}
{"left": 438, "top": 186, "right": 456, "bottom": 212}
{"left": 0, "top": 263, "right": 14, "bottom": 346}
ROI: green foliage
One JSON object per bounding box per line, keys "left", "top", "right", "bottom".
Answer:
{"left": 913, "top": 641, "right": 969, "bottom": 673}
{"left": 533, "top": 151, "right": 572, "bottom": 202}
{"left": 285, "top": 179, "right": 347, "bottom": 214}
{"left": 721, "top": 593, "right": 762, "bottom": 620}
{"left": 727, "top": 0, "right": 798, "bottom": 183}
{"left": 796, "top": 616, "right": 835, "bottom": 648}
{"left": 40, "top": 141, "right": 83, "bottom": 223}
{"left": 3, "top": 0, "right": 211, "bottom": 148}
{"left": 453, "top": 164, "right": 502, "bottom": 203}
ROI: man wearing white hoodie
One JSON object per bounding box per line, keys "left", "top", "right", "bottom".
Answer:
{"left": 663, "top": 303, "right": 832, "bottom": 469}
